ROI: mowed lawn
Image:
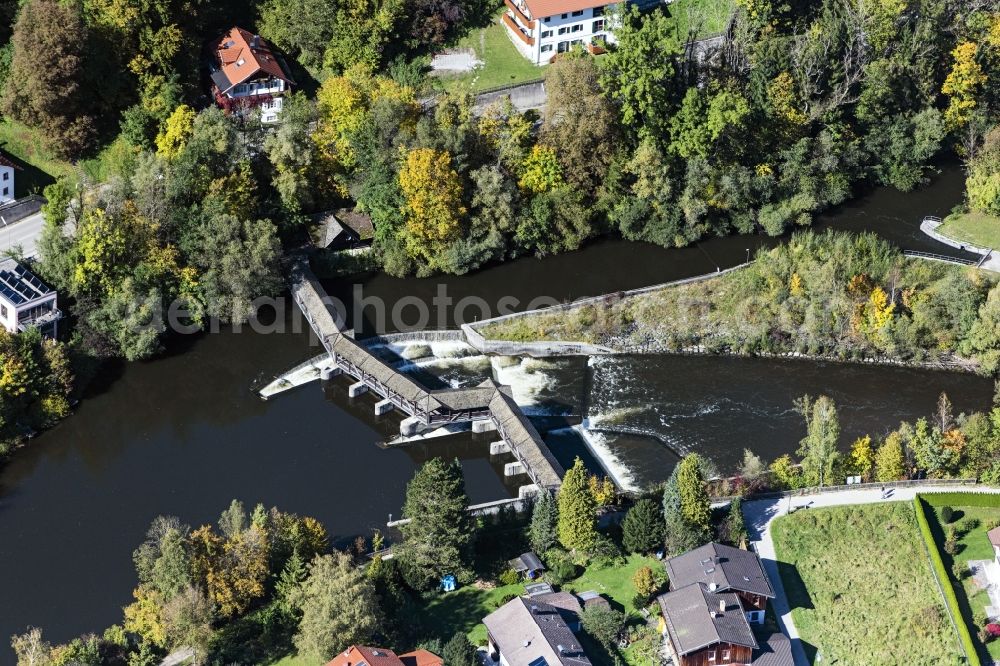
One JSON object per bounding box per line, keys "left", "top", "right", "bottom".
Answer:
{"left": 940, "top": 212, "right": 1000, "bottom": 250}
{"left": 437, "top": 12, "right": 544, "bottom": 94}
{"left": 772, "top": 503, "right": 963, "bottom": 665}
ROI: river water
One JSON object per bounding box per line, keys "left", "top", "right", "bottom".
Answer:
{"left": 0, "top": 165, "right": 993, "bottom": 648}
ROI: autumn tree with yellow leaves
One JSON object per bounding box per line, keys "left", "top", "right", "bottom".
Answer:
{"left": 398, "top": 147, "right": 467, "bottom": 272}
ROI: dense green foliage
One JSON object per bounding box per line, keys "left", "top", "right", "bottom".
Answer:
{"left": 557, "top": 457, "right": 599, "bottom": 552}
{"left": 621, "top": 498, "right": 665, "bottom": 553}
{"left": 0, "top": 327, "right": 73, "bottom": 457}
{"left": 528, "top": 491, "right": 558, "bottom": 554}
{"left": 662, "top": 457, "right": 711, "bottom": 555}
{"left": 398, "top": 458, "right": 475, "bottom": 589}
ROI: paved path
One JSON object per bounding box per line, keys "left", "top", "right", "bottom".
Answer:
{"left": 743, "top": 485, "right": 1000, "bottom": 666}
{"left": 921, "top": 217, "right": 1000, "bottom": 272}
{"left": 0, "top": 210, "right": 43, "bottom": 258}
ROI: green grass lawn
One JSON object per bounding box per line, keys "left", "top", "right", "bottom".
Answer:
{"left": 939, "top": 212, "right": 1000, "bottom": 250}
{"left": 437, "top": 13, "right": 544, "bottom": 94}
{"left": 772, "top": 502, "right": 963, "bottom": 665}
{"left": 0, "top": 120, "right": 77, "bottom": 197}
{"left": 928, "top": 504, "right": 1000, "bottom": 663}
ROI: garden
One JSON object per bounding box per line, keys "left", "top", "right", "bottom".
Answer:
{"left": 915, "top": 493, "right": 1000, "bottom": 665}
{"left": 772, "top": 502, "right": 964, "bottom": 665}
{"left": 939, "top": 212, "right": 1000, "bottom": 251}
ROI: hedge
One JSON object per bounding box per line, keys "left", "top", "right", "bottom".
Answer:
{"left": 913, "top": 497, "right": 980, "bottom": 665}
{"left": 919, "top": 492, "right": 1000, "bottom": 508}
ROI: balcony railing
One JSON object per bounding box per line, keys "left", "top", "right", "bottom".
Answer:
{"left": 18, "top": 307, "right": 61, "bottom": 332}
{"left": 503, "top": 0, "right": 535, "bottom": 28}
{"left": 502, "top": 12, "right": 535, "bottom": 46}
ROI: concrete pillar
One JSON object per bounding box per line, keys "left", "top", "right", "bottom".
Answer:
{"left": 472, "top": 419, "right": 497, "bottom": 434}
{"left": 400, "top": 416, "right": 422, "bottom": 437}
{"left": 320, "top": 366, "right": 341, "bottom": 381}
{"left": 518, "top": 484, "right": 540, "bottom": 499}
{"left": 374, "top": 399, "right": 394, "bottom": 416}
{"left": 504, "top": 461, "right": 526, "bottom": 477}
{"left": 348, "top": 381, "right": 368, "bottom": 398}
{"left": 489, "top": 441, "right": 510, "bottom": 455}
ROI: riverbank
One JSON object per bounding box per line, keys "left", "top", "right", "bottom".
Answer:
{"left": 475, "top": 230, "right": 996, "bottom": 375}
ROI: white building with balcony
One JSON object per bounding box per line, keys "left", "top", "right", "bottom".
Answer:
{"left": 503, "top": 0, "right": 658, "bottom": 64}
{"left": 209, "top": 27, "right": 295, "bottom": 123}
{"left": 0, "top": 259, "right": 61, "bottom": 338}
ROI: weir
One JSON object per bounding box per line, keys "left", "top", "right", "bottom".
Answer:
{"left": 287, "top": 258, "right": 564, "bottom": 491}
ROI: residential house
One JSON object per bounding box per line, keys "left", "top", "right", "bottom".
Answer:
{"left": 0, "top": 152, "right": 20, "bottom": 203}
{"left": 325, "top": 645, "right": 443, "bottom": 666}
{"left": 208, "top": 27, "right": 294, "bottom": 123}
{"left": 658, "top": 583, "right": 758, "bottom": 666}
{"left": 501, "top": 0, "right": 659, "bottom": 65}
{"left": 483, "top": 596, "right": 592, "bottom": 666}
{"left": 0, "top": 258, "right": 61, "bottom": 338}
{"left": 665, "top": 542, "right": 775, "bottom": 625}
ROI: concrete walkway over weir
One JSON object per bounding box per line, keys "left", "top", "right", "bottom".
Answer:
{"left": 283, "top": 257, "right": 564, "bottom": 493}
{"left": 743, "top": 483, "right": 1000, "bottom": 666}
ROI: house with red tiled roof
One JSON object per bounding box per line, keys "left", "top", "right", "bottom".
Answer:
{"left": 208, "top": 27, "right": 295, "bottom": 123}
{"left": 501, "top": 0, "right": 660, "bottom": 65}
{"left": 325, "top": 646, "right": 443, "bottom": 666}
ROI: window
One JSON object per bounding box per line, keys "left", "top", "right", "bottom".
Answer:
{"left": 541, "top": 29, "right": 552, "bottom": 38}
{"left": 722, "top": 650, "right": 731, "bottom": 660}
{"left": 558, "top": 26, "right": 568, "bottom": 34}
{"left": 561, "top": 12, "right": 567, "bottom": 18}
{"left": 1, "top": 304, "right": 6, "bottom": 319}
{"left": 541, "top": 44, "right": 553, "bottom": 52}
{"left": 2, "top": 187, "right": 8, "bottom": 196}
{"left": 544, "top": 16, "right": 551, "bottom": 22}
{"left": 557, "top": 41, "right": 569, "bottom": 53}
{"left": 2, "top": 172, "right": 8, "bottom": 180}
{"left": 571, "top": 9, "right": 583, "bottom": 15}
{"left": 592, "top": 19, "right": 605, "bottom": 31}
{"left": 571, "top": 23, "right": 583, "bottom": 32}
{"left": 593, "top": 5, "right": 604, "bottom": 16}
{"left": 707, "top": 651, "right": 717, "bottom": 662}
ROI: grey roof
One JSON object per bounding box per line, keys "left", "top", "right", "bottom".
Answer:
{"left": 752, "top": 631, "right": 794, "bottom": 666}
{"left": 210, "top": 69, "right": 232, "bottom": 93}
{"left": 531, "top": 592, "right": 582, "bottom": 625}
{"left": 666, "top": 542, "right": 775, "bottom": 599}
{"left": 658, "top": 583, "right": 758, "bottom": 656}
{"left": 511, "top": 551, "right": 546, "bottom": 572}
{"left": 489, "top": 389, "right": 564, "bottom": 488}
{"left": 0, "top": 258, "right": 54, "bottom": 305}
{"left": 525, "top": 582, "right": 555, "bottom": 597}
{"left": 576, "top": 591, "right": 610, "bottom": 610}
{"left": 483, "top": 597, "right": 591, "bottom": 666}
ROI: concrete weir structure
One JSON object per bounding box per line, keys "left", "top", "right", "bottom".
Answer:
{"left": 285, "top": 258, "right": 564, "bottom": 492}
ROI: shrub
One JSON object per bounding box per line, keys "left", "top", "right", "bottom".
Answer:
{"left": 581, "top": 606, "right": 625, "bottom": 648}
{"left": 632, "top": 566, "right": 659, "bottom": 601}
{"left": 941, "top": 506, "right": 954, "bottom": 523}
{"left": 962, "top": 517, "right": 981, "bottom": 534}
{"left": 952, "top": 561, "right": 967, "bottom": 580}
{"left": 987, "top": 624, "right": 1000, "bottom": 639}
{"left": 546, "top": 558, "right": 578, "bottom": 585}
{"left": 495, "top": 593, "right": 518, "bottom": 608}
{"left": 498, "top": 569, "right": 521, "bottom": 586}
{"left": 944, "top": 537, "right": 958, "bottom": 555}
{"left": 975, "top": 607, "right": 988, "bottom": 629}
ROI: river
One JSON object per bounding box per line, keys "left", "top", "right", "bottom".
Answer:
{"left": 0, "top": 165, "right": 993, "bottom": 649}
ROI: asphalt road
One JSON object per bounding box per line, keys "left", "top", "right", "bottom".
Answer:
{"left": 0, "top": 210, "right": 43, "bottom": 258}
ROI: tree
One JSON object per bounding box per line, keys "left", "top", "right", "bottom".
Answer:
{"left": 325, "top": 0, "right": 406, "bottom": 73}
{"left": 796, "top": 395, "right": 840, "bottom": 487}
{"left": 2, "top": 0, "right": 96, "bottom": 158}
{"left": 156, "top": 104, "right": 196, "bottom": 159}
{"left": 263, "top": 92, "right": 318, "bottom": 215}
{"left": 441, "top": 631, "right": 477, "bottom": 666}
{"left": 541, "top": 54, "right": 619, "bottom": 191}
{"left": 518, "top": 145, "right": 563, "bottom": 194}
{"left": 123, "top": 585, "right": 168, "bottom": 647}
{"left": 529, "top": 491, "right": 558, "bottom": 554}
{"left": 622, "top": 498, "right": 665, "bottom": 553}
{"left": 669, "top": 86, "right": 751, "bottom": 159}
{"left": 874, "top": 432, "right": 906, "bottom": 481}
{"left": 398, "top": 458, "right": 474, "bottom": 589}
{"left": 581, "top": 606, "right": 625, "bottom": 648}
{"left": 846, "top": 435, "right": 876, "bottom": 481}
{"left": 10, "top": 627, "right": 53, "bottom": 666}
{"left": 676, "top": 454, "right": 711, "bottom": 534}
{"left": 967, "top": 126, "right": 1000, "bottom": 216}
{"left": 293, "top": 552, "right": 380, "bottom": 661}
{"left": 257, "top": 0, "right": 338, "bottom": 75}
{"left": 207, "top": 524, "right": 270, "bottom": 617}
{"left": 599, "top": 6, "right": 678, "bottom": 143}
{"left": 557, "top": 457, "right": 598, "bottom": 552}
{"left": 398, "top": 147, "right": 466, "bottom": 271}
{"left": 218, "top": 499, "right": 247, "bottom": 540}
{"left": 942, "top": 41, "right": 987, "bottom": 129}
{"left": 663, "top": 463, "right": 707, "bottom": 555}
{"left": 149, "top": 527, "right": 192, "bottom": 600}
{"left": 632, "top": 565, "right": 659, "bottom": 600}
{"left": 723, "top": 498, "right": 747, "bottom": 546}
{"left": 161, "top": 585, "right": 214, "bottom": 662}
